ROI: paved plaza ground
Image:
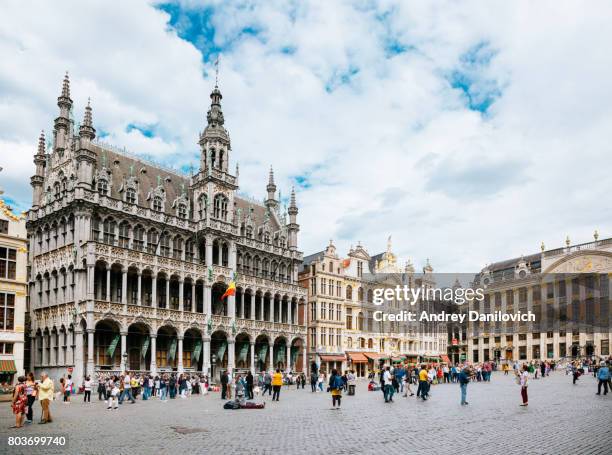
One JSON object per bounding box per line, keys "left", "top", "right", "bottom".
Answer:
{"left": 0, "top": 370, "right": 610, "bottom": 455}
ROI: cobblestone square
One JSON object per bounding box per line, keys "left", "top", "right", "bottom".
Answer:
{"left": 1, "top": 371, "right": 610, "bottom": 455}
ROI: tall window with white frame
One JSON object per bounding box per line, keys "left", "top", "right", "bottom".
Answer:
{"left": 0, "top": 247, "right": 17, "bottom": 280}
{"left": 0, "top": 292, "right": 15, "bottom": 330}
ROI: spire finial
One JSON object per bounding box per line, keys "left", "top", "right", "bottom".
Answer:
{"left": 268, "top": 166, "right": 275, "bottom": 185}
{"left": 61, "top": 71, "right": 70, "bottom": 98}
{"left": 541, "top": 241, "right": 545, "bottom": 252}
{"left": 214, "top": 55, "right": 220, "bottom": 88}
{"left": 79, "top": 98, "right": 96, "bottom": 140}
{"left": 565, "top": 235, "right": 571, "bottom": 247}
{"left": 594, "top": 229, "right": 599, "bottom": 241}
{"left": 289, "top": 186, "right": 297, "bottom": 208}
{"left": 37, "top": 130, "right": 46, "bottom": 155}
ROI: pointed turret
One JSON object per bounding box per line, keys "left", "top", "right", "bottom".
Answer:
{"left": 287, "top": 187, "right": 299, "bottom": 250}
{"left": 54, "top": 72, "right": 73, "bottom": 152}
{"left": 265, "top": 166, "right": 278, "bottom": 210}
{"left": 199, "top": 83, "right": 230, "bottom": 172}
{"left": 30, "top": 130, "right": 47, "bottom": 208}
{"left": 79, "top": 98, "right": 96, "bottom": 141}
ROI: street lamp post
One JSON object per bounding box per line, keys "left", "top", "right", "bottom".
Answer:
{"left": 212, "top": 353, "right": 217, "bottom": 384}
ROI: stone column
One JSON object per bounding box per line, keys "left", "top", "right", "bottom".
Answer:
{"left": 106, "top": 267, "right": 111, "bottom": 302}
{"left": 250, "top": 341, "right": 255, "bottom": 375}
{"left": 227, "top": 339, "right": 235, "bottom": 373}
{"left": 87, "top": 329, "right": 94, "bottom": 377}
{"left": 137, "top": 271, "right": 142, "bottom": 306}
{"left": 152, "top": 274, "right": 157, "bottom": 308}
{"left": 302, "top": 344, "right": 307, "bottom": 374}
{"left": 165, "top": 279, "right": 170, "bottom": 309}
{"left": 250, "top": 293, "right": 256, "bottom": 320}
{"left": 150, "top": 335, "right": 157, "bottom": 375}
{"left": 259, "top": 294, "right": 264, "bottom": 321}
{"left": 286, "top": 340, "right": 291, "bottom": 373}
{"left": 87, "top": 264, "right": 95, "bottom": 300}
{"left": 41, "top": 333, "right": 48, "bottom": 366}
{"left": 269, "top": 296, "right": 274, "bottom": 323}
{"left": 73, "top": 328, "right": 84, "bottom": 388}
{"left": 179, "top": 279, "right": 184, "bottom": 312}
{"left": 205, "top": 238, "right": 213, "bottom": 266}
{"left": 268, "top": 342, "right": 274, "bottom": 372}
{"left": 191, "top": 282, "right": 196, "bottom": 313}
{"left": 288, "top": 299, "right": 293, "bottom": 325}
{"left": 30, "top": 335, "right": 37, "bottom": 372}
{"left": 121, "top": 270, "right": 128, "bottom": 305}
{"left": 205, "top": 285, "right": 212, "bottom": 315}
{"left": 203, "top": 336, "right": 211, "bottom": 375}
{"left": 120, "top": 332, "right": 127, "bottom": 372}
{"left": 177, "top": 336, "right": 184, "bottom": 373}
{"left": 239, "top": 292, "right": 244, "bottom": 319}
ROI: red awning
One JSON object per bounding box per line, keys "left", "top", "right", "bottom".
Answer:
{"left": 319, "top": 354, "right": 346, "bottom": 362}
{"left": 347, "top": 352, "right": 368, "bottom": 363}
{"left": 364, "top": 352, "right": 386, "bottom": 360}
{"left": 441, "top": 355, "right": 451, "bottom": 363}
{"left": 0, "top": 359, "right": 16, "bottom": 373}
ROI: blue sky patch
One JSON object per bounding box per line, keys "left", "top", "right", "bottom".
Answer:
{"left": 126, "top": 123, "right": 157, "bottom": 138}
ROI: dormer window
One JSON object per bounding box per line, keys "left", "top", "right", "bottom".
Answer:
{"left": 245, "top": 226, "right": 253, "bottom": 239}
{"left": 263, "top": 232, "right": 270, "bottom": 244}
{"left": 97, "top": 179, "right": 108, "bottom": 196}
{"left": 126, "top": 187, "right": 136, "bottom": 204}
{"left": 153, "top": 196, "right": 163, "bottom": 212}
{"left": 178, "top": 203, "right": 187, "bottom": 219}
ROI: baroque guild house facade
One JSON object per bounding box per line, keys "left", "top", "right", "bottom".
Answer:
{"left": 27, "top": 74, "right": 307, "bottom": 384}
{"left": 299, "top": 239, "right": 448, "bottom": 377}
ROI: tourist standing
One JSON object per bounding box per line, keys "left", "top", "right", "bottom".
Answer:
{"left": 417, "top": 365, "right": 429, "bottom": 401}
{"left": 246, "top": 371, "right": 254, "bottom": 399}
{"left": 221, "top": 371, "right": 229, "bottom": 399}
{"left": 310, "top": 371, "right": 317, "bottom": 392}
{"left": 272, "top": 368, "right": 283, "bottom": 401}
{"left": 38, "top": 372, "right": 54, "bottom": 424}
{"left": 11, "top": 376, "right": 28, "bottom": 428}
{"left": 329, "top": 369, "right": 343, "bottom": 409}
{"left": 120, "top": 373, "right": 135, "bottom": 404}
{"left": 107, "top": 380, "right": 119, "bottom": 410}
{"left": 25, "top": 372, "right": 37, "bottom": 424}
{"left": 459, "top": 366, "right": 471, "bottom": 405}
{"left": 383, "top": 367, "right": 394, "bottom": 403}
{"left": 83, "top": 376, "right": 92, "bottom": 403}
{"left": 596, "top": 361, "right": 610, "bottom": 395}
{"left": 517, "top": 364, "right": 529, "bottom": 406}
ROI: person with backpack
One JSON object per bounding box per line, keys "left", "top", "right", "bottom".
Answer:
{"left": 458, "top": 366, "right": 471, "bottom": 405}
{"left": 329, "top": 369, "right": 343, "bottom": 410}
{"left": 596, "top": 361, "right": 610, "bottom": 395}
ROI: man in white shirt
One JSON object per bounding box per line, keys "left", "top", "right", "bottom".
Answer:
{"left": 120, "top": 373, "right": 135, "bottom": 404}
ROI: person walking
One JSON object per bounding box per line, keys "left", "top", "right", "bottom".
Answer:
{"left": 107, "top": 380, "right": 119, "bottom": 410}
{"left": 120, "top": 373, "right": 135, "bottom": 404}
{"left": 25, "top": 373, "right": 37, "bottom": 424}
{"left": 417, "top": 365, "right": 429, "bottom": 401}
{"left": 329, "top": 369, "right": 343, "bottom": 410}
{"left": 11, "top": 376, "right": 28, "bottom": 428}
{"left": 97, "top": 376, "right": 106, "bottom": 401}
{"left": 38, "top": 372, "right": 54, "bottom": 424}
{"left": 83, "top": 376, "right": 92, "bottom": 403}
{"left": 383, "top": 367, "right": 394, "bottom": 403}
{"left": 272, "top": 368, "right": 283, "bottom": 401}
{"left": 309, "top": 371, "right": 317, "bottom": 392}
{"left": 596, "top": 361, "right": 610, "bottom": 395}
{"left": 458, "top": 366, "right": 471, "bottom": 405}
{"left": 517, "top": 364, "right": 529, "bottom": 406}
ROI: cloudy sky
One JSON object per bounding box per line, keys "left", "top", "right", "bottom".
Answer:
{"left": 1, "top": 0, "right": 611, "bottom": 271}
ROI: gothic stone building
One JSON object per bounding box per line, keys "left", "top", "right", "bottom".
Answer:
{"left": 27, "top": 74, "right": 307, "bottom": 384}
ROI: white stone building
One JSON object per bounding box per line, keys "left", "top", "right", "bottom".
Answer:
{"left": 27, "top": 74, "right": 307, "bottom": 385}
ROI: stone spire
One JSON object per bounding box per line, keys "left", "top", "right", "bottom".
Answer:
{"left": 31, "top": 130, "right": 47, "bottom": 208}
{"left": 265, "top": 166, "right": 278, "bottom": 210}
{"left": 287, "top": 187, "right": 299, "bottom": 251}
{"left": 37, "top": 130, "right": 46, "bottom": 156}
{"left": 54, "top": 72, "right": 73, "bottom": 152}
{"left": 199, "top": 82, "right": 230, "bottom": 172}
{"left": 79, "top": 98, "right": 96, "bottom": 140}
{"left": 57, "top": 72, "right": 72, "bottom": 114}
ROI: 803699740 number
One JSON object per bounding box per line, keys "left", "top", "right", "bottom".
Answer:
{"left": 7, "top": 436, "right": 67, "bottom": 446}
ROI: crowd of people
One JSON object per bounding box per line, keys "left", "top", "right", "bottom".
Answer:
{"left": 8, "top": 356, "right": 610, "bottom": 428}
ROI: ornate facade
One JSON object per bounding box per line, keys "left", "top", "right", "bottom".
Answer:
{"left": 27, "top": 74, "right": 307, "bottom": 384}
{"left": 299, "top": 239, "right": 447, "bottom": 377}
{"left": 467, "top": 235, "right": 612, "bottom": 363}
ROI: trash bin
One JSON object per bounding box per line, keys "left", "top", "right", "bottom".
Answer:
{"left": 348, "top": 384, "right": 356, "bottom": 396}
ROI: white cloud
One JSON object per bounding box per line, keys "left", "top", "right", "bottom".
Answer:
{"left": 1, "top": 0, "right": 611, "bottom": 272}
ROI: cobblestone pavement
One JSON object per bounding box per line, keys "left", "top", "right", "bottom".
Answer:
{"left": 0, "top": 371, "right": 610, "bottom": 455}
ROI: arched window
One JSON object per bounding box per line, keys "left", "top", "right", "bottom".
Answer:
{"left": 198, "top": 194, "right": 207, "bottom": 219}
{"left": 347, "top": 337, "right": 352, "bottom": 348}
{"left": 160, "top": 233, "right": 170, "bottom": 257}
{"left": 359, "top": 337, "right": 365, "bottom": 348}
{"left": 213, "top": 194, "right": 228, "bottom": 220}
{"left": 103, "top": 218, "right": 116, "bottom": 244}
{"left": 262, "top": 259, "right": 269, "bottom": 278}
{"left": 61, "top": 177, "right": 68, "bottom": 195}
{"left": 147, "top": 229, "right": 158, "bottom": 254}
{"left": 97, "top": 178, "right": 108, "bottom": 195}
{"left": 368, "top": 338, "right": 373, "bottom": 349}
{"left": 173, "top": 236, "right": 183, "bottom": 259}
{"left": 245, "top": 226, "right": 253, "bottom": 239}
{"left": 91, "top": 217, "right": 101, "bottom": 241}
{"left": 133, "top": 225, "right": 144, "bottom": 251}
{"left": 125, "top": 187, "right": 136, "bottom": 204}
{"left": 152, "top": 196, "right": 163, "bottom": 212}
{"left": 358, "top": 287, "right": 364, "bottom": 301}
{"left": 358, "top": 312, "right": 364, "bottom": 331}
{"left": 54, "top": 182, "right": 61, "bottom": 199}
{"left": 253, "top": 256, "right": 260, "bottom": 276}
{"left": 177, "top": 203, "right": 187, "bottom": 219}
{"left": 118, "top": 222, "right": 130, "bottom": 248}
{"left": 346, "top": 285, "right": 353, "bottom": 300}
{"left": 185, "top": 239, "right": 194, "bottom": 262}
{"left": 367, "top": 289, "right": 373, "bottom": 303}
{"left": 210, "top": 149, "right": 216, "bottom": 168}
